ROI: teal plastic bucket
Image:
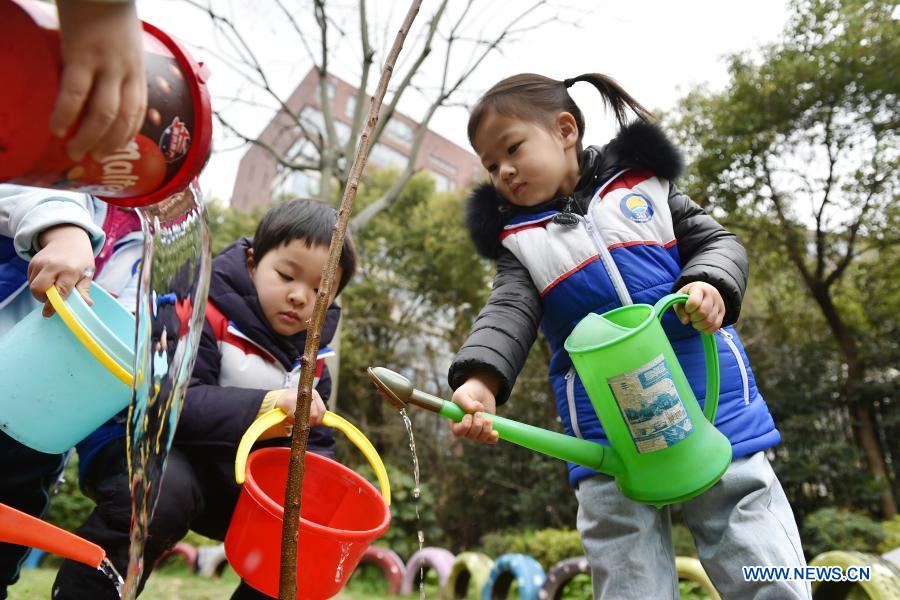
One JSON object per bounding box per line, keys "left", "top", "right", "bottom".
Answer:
{"left": 0, "top": 283, "right": 135, "bottom": 454}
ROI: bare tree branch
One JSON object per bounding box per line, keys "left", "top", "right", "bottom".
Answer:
{"left": 272, "top": 0, "right": 319, "bottom": 67}
{"left": 215, "top": 111, "right": 320, "bottom": 172}
{"left": 278, "top": 1, "right": 424, "bottom": 597}
{"left": 763, "top": 158, "right": 815, "bottom": 289}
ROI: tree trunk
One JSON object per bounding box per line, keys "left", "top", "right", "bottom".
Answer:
{"left": 811, "top": 283, "right": 897, "bottom": 518}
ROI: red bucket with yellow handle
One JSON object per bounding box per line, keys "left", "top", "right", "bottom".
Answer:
{"left": 225, "top": 409, "right": 391, "bottom": 599}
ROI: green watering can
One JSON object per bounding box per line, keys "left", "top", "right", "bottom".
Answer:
{"left": 368, "top": 294, "right": 732, "bottom": 507}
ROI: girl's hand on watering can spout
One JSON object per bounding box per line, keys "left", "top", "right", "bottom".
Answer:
{"left": 674, "top": 282, "right": 725, "bottom": 335}
{"left": 450, "top": 374, "right": 500, "bottom": 445}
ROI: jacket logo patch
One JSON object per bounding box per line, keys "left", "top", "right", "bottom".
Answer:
{"left": 620, "top": 193, "right": 654, "bottom": 223}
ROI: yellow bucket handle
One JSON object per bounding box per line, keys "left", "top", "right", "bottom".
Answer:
{"left": 46, "top": 285, "right": 133, "bottom": 386}
{"left": 234, "top": 408, "right": 391, "bottom": 505}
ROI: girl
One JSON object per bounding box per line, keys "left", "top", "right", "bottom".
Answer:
{"left": 448, "top": 73, "right": 810, "bottom": 599}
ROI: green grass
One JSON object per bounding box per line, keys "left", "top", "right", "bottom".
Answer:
{"left": 9, "top": 565, "right": 405, "bottom": 599}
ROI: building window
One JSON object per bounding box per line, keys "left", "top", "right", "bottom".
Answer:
{"left": 345, "top": 94, "right": 357, "bottom": 118}
{"left": 428, "top": 153, "right": 458, "bottom": 175}
{"left": 385, "top": 119, "right": 414, "bottom": 145}
{"left": 428, "top": 170, "right": 454, "bottom": 192}
{"left": 369, "top": 142, "right": 408, "bottom": 169}
{"left": 317, "top": 80, "right": 337, "bottom": 100}
{"left": 298, "top": 106, "right": 351, "bottom": 145}
{"left": 277, "top": 169, "right": 321, "bottom": 199}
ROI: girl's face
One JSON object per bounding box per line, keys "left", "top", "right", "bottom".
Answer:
{"left": 473, "top": 110, "right": 580, "bottom": 207}
{"left": 247, "top": 240, "right": 341, "bottom": 336}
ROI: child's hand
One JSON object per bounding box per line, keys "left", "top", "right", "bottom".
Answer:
{"left": 28, "top": 224, "right": 96, "bottom": 317}
{"left": 450, "top": 374, "right": 500, "bottom": 444}
{"left": 261, "top": 388, "right": 327, "bottom": 440}
{"left": 674, "top": 282, "right": 725, "bottom": 334}
{"left": 52, "top": 0, "right": 147, "bottom": 161}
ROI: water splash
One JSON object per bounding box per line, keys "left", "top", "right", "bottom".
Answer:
{"left": 399, "top": 408, "right": 425, "bottom": 600}
{"left": 334, "top": 542, "right": 353, "bottom": 583}
{"left": 98, "top": 557, "right": 124, "bottom": 598}
{"left": 122, "top": 182, "right": 212, "bottom": 599}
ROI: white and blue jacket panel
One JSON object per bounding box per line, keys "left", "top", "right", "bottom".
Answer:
{"left": 499, "top": 170, "right": 780, "bottom": 486}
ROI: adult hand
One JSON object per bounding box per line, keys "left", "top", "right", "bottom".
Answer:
{"left": 674, "top": 281, "right": 725, "bottom": 334}
{"left": 51, "top": 0, "right": 147, "bottom": 162}
{"left": 450, "top": 373, "right": 500, "bottom": 444}
{"left": 29, "top": 224, "right": 95, "bottom": 317}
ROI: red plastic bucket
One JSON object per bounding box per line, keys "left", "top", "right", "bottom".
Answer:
{"left": 0, "top": 0, "right": 212, "bottom": 207}
{"left": 225, "top": 447, "right": 391, "bottom": 599}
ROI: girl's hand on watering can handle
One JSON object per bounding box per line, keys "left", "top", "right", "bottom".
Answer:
{"left": 674, "top": 282, "right": 725, "bottom": 335}
{"left": 28, "top": 225, "right": 95, "bottom": 318}
{"left": 450, "top": 375, "right": 500, "bottom": 445}
{"left": 52, "top": 0, "right": 147, "bottom": 162}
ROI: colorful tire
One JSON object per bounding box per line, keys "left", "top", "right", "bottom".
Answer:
{"left": 155, "top": 542, "right": 199, "bottom": 571}
{"left": 443, "top": 552, "right": 494, "bottom": 599}
{"left": 355, "top": 545, "right": 406, "bottom": 595}
{"left": 400, "top": 547, "right": 455, "bottom": 595}
{"left": 675, "top": 556, "right": 720, "bottom": 600}
{"left": 538, "top": 556, "right": 590, "bottom": 599}
{"left": 196, "top": 543, "right": 229, "bottom": 578}
{"left": 482, "top": 553, "right": 546, "bottom": 600}
{"left": 810, "top": 550, "right": 900, "bottom": 599}
{"left": 22, "top": 548, "right": 47, "bottom": 570}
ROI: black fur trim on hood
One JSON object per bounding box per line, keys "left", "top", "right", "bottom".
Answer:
{"left": 465, "top": 183, "right": 510, "bottom": 260}
{"left": 464, "top": 120, "right": 684, "bottom": 260}
{"left": 603, "top": 120, "right": 684, "bottom": 182}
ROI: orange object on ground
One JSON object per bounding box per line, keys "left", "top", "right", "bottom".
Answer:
{"left": 0, "top": 502, "right": 105, "bottom": 568}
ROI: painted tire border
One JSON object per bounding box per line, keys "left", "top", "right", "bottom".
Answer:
{"left": 400, "top": 546, "right": 456, "bottom": 595}
{"left": 675, "top": 556, "right": 721, "bottom": 600}
{"left": 443, "top": 551, "right": 495, "bottom": 599}
{"left": 482, "top": 553, "right": 546, "bottom": 600}
{"left": 538, "top": 556, "right": 590, "bottom": 599}
{"left": 155, "top": 542, "right": 199, "bottom": 571}
{"left": 355, "top": 545, "right": 406, "bottom": 596}
{"left": 196, "top": 543, "right": 229, "bottom": 578}
{"left": 810, "top": 550, "right": 900, "bottom": 599}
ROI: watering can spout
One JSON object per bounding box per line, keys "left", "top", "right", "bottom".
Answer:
{"left": 367, "top": 366, "right": 624, "bottom": 478}
{"left": 366, "top": 367, "right": 444, "bottom": 413}
{"left": 0, "top": 503, "right": 106, "bottom": 569}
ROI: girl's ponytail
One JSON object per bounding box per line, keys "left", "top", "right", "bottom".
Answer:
{"left": 468, "top": 72, "right": 653, "bottom": 154}
{"left": 564, "top": 73, "right": 654, "bottom": 127}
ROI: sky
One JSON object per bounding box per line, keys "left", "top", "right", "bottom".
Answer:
{"left": 135, "top": 0, "right": 791, "bottom": 203}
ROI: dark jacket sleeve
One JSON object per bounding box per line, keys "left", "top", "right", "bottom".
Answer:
{"left": 447, "top": 250, "right": 542, "bottom": 404}
{"left": 174, "top": 321, "right": 267, "bottom": 445}
{"left": 669, "top": 184, "right": 749, "bottom": 325}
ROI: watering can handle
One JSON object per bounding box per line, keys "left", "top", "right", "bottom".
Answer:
{"left": 234, "top": 409, "right": 391, "bottom": 505}
{"left": 46, "top": 285, "right": 133, "bottom": 386}
{"left": 652, "top": 293, "right": 721, "bottom": 423}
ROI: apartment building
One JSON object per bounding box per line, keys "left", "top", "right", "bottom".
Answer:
{"left": 230, "top": 69, "right": 482, "bottom": 210}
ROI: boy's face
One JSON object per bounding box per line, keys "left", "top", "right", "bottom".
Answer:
{"left": 247, "top": 240, "right": 341, "bottom": 337}
{"left": 474, "top": 110, "right": 580, "bottom": 207}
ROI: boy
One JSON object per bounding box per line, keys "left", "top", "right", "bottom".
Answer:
{"left": 53, "top": 198, "right": 357, "bottom": 599}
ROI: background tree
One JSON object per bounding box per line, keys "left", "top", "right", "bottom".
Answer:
{"left": 182, "top": 0, "right": 580, "bottom": 230}
{"left": 668, "top": 0, "right": 899, "bottom": 517}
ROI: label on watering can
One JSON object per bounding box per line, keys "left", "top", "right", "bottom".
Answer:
{"left": 609, "top": 354, "right": 694, "bottom": 453}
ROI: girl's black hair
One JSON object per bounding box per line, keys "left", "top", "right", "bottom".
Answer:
{"left": 252, "top": 198, "right": 357, "bottom": 294}
{"left": 467, "top": 72, "right": 654, "bottom": 153}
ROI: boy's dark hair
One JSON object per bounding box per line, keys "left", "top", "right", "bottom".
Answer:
{"left": 252, "top": 198, "right": 357, "bottom": 294}
{"left": 467, "top": 73, "right": 654, "bottom": 154}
